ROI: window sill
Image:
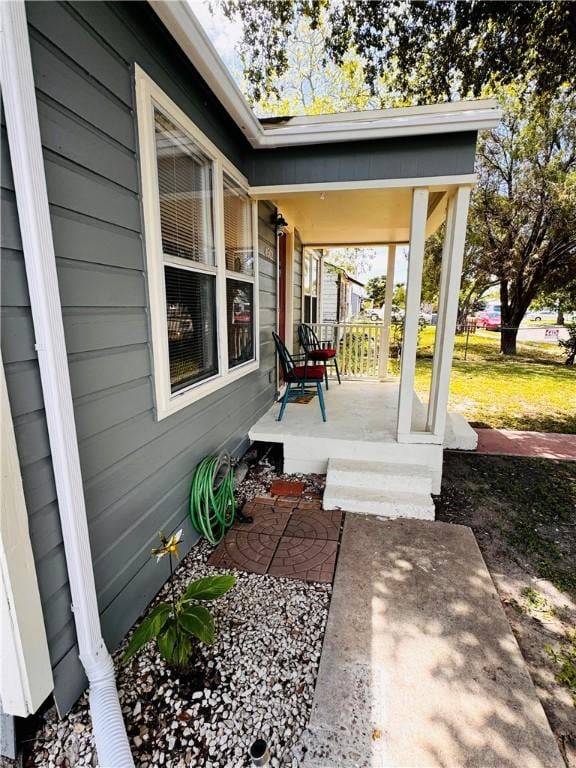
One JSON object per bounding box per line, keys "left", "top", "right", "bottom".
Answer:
{"left": 155, "top": 359, "right": 260, "bottom": 421}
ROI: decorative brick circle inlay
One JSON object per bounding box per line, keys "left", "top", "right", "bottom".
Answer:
{"left": 284, "top": 510, "right": 343, "bottom": 541}
{"left": 268, "top": 536, "right": 338, "bottom": 583}
{"left": 231, "top": 505, "right": 291, "bottom": 536}
{"left": 208, "top": 531, "right": 279, "bottom": 574}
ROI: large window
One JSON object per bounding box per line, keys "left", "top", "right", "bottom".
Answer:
{"left": 303, "top": 251, "right": 320, "bottom": 323}
{"left": 136, "top": 67, "right": 259, "bottom": 419}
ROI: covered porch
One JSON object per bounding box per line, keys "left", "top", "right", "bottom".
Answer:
{"left": 249, "top": 380, "right": 477, "bottom": 494}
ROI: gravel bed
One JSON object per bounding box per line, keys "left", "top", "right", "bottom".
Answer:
{"left": 25, "top": 459, "right": 330, "bottom": 768}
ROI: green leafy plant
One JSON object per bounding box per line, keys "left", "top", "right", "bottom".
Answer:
{"left": 545, "top": 631, "right": 576, "bottom": 706}
{"left": 122, "top": 530, "right": 236, "bottom": 670}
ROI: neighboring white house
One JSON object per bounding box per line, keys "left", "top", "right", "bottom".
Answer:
{"left": 320, "top": 261, "right": 365, "bottom": 324}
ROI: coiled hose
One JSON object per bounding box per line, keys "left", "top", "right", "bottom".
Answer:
{"left": 189, "top": 453, "right": 236, "bottom": 545}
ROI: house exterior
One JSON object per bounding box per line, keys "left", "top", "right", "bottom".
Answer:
{"left": 320, "top": 261, "right": 365, "bottom": 324}
{"left": 0, "top": 0, "right": 501, "bottom": 754}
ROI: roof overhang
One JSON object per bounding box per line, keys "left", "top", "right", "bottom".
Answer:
{"left": 151, "top": 1, "right": 502, "bottom": 149}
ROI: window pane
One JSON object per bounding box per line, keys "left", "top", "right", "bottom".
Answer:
{"left": 303, "top": 255, "right": 311, "bottom": 293}
{"left": 165, "top": 266, "right": 218, "bottom": 392}
{"left": 226, "top": 279, "right": 254, "bottom": 368}
{"left": 154, "top": 109, "right": 215, "bottom": 265}
{"left": 223, "top": 176, "right": 253, "bottom": 275}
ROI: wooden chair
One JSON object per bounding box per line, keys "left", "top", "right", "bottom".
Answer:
{"left": 298, "top": 323, "right": 341, "bottom": 389}
{"left": 272, "top": 332, "right": 327, "bottom": 422}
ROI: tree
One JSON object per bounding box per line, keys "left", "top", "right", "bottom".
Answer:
{"left": 326, "top": 247, "right": 376, "bottom": 277}
{"left": 473, "top": 85, "right": 576, "bottom": 354}
{"left": 365, "top": 275, "right": 386, "bottom": 307}
{"left": 251, "top": 16, "right": 374, "bottom": 116}
{"left": 217, "top": 1, "right": 575, "bottom": 105}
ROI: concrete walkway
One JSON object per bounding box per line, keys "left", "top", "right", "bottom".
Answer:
{"left": 475, "top": 428, "right": 576, "bottom": 461}
{"left": 301, "top": 515, "right": 564, "bottom": 768}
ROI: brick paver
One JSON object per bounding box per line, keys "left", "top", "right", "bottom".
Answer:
{"left": 209, "top": 498, "right": 344, "bottom": 583}
{"left": 270, "top": 479, "right": 305, "bottom": 497}
{"left": 207, "top": 530, "right": 279, "bottom": 574}
{"left": 284, "top": 509, "right": 343, "bottom": 541}
{"left": 231, "top": 505, "right": 291, "bottom": 536}
{"left": 268, "top": 536, "right": 338, "bottom": 583}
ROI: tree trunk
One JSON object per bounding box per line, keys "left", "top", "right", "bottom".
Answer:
{"left": 500, "top": 326, "right": 518, "bottom": 355}
{"left": 557, "top": 306, "right": 564, "bottom": 325}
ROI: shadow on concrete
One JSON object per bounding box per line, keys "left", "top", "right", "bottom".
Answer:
{"left": 301, "top": 516, "right": 564, "bottom": 768}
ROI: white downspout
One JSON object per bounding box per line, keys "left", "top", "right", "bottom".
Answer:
{"left": 0, "top": 3, "right": 133, "bottom": 766}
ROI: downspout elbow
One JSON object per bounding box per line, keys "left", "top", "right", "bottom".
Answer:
{"left": 81, "top": 643, "right": 134, "bottom": 768}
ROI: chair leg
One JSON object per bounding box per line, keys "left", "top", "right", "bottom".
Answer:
{"left": 334, "top": 358, "right": 342, "bottom": 384}
{"left": 316, "top": 382, "right": 327, "bottom": 422}
{"left": 324, "top": 364, "right": 329, "bottom": 389}
{"left": 278, "top": 384, "right": 291, "bottom": 421}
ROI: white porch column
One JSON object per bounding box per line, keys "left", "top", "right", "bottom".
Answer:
{"left": 396, "top": 188, "right": 429, "bottom": 440}
{"left": 378, "top": 244, "right": 396, "bottom": 379}
{"left": 428, "top": 185, "right": 472, "bottom": 438}
{"left": 426, "top": 194, "right": 455, "bottom": 429}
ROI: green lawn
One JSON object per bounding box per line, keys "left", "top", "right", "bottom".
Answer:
{"left": 408, "top": 327, "right": 576, "bottom": 433}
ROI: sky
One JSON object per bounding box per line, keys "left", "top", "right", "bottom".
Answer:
{"left": 355, "top": 246, "right": 409, "bottom": 287}
{"left": 191, "top": 1, "right": 242, "bottom": 74}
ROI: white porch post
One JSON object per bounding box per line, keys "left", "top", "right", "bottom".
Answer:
{"left": 428, "top": 185, "right": 472, "bottom": 438}
{"left": 378, "top": 244, "right": 396, "bottom": 380}
{"left": 426, "top": 194, "right": 455, "bottom": 429}
{"left": 397, "top": 188, "right": 429, "bottom": 440}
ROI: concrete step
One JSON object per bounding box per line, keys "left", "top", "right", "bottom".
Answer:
{"left": 326, "top": 458, "right": 433, "bottom": 494}
{"left": 323, "top": 484, "right": 435, "bottom": 520}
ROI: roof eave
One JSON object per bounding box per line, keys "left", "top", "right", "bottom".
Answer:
{"left": 151, "top": 1, "right": 502, "bottom": 150}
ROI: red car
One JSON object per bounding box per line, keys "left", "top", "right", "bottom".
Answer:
{"left": 475, "top": 310, "right": 501, "bottom": 330}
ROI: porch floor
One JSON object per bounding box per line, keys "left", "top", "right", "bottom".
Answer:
{"left": 251, "top": 380, "right": 427, "bottom": 444}
{"left": 300, "top": 514, "right": 564, "bottom": 768}
{"left": 249, "top": 381, "right": 476, "bottom": 489}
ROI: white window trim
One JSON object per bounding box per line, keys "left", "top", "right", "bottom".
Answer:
{"left": 135, "top": 65, "right": 259, "bottom": 420}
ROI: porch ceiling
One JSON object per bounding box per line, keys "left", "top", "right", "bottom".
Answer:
{"left": 267, "top": 188, "right": 447, "bottom": 246}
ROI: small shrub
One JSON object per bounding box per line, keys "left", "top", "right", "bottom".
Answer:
{"left": 545, "top": 631, "right": 576, "bottom": 705}
{"left": 123, "top": 531, "right": 235, "bottom": 670}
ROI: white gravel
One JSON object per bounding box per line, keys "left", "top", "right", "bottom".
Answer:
{"left": 27, "top": 538, "right": 331, "bottom": 768}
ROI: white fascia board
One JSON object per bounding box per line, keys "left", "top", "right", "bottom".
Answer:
{"left": 256, "top": 108, "right": 501, "bottom": 147}
{"left": 150, "top": 2, "right": 502, "bottom": 149}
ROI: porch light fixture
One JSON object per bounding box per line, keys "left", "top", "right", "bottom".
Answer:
{"left": 273, "top": 211, "right": 288, "bottom": 236}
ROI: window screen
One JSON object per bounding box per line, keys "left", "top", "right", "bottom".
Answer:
{"left": 165, "top": 266, "right": 218, "bottom": 392}
{"left": 154, "top": 109, "right": 215, "bottom": 265}
{"left": 223, "top": 175, "right": 253, "bottom": 275}
{"left": 227, "top": 279, "right": 254, "bottom": 368}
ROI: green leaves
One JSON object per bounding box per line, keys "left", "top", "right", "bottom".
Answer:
{"left": 178, "top": 605, "right": 215, "bottom": 645}
{"left": 122, "top": 603, "right": 171, "bottom": 662}
{"left": 181, "top": 574, "right": 236, "bottom": 603}
{"left": 122, "top": 573, "right": 236, "bottom": 669}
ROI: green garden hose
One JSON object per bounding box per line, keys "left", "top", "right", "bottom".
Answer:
{"left": 189, "top": 453, "right": 236, "bottom": 545}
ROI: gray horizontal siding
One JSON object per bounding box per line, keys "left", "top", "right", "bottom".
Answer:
{"left": 248, "top": 132, "right": 478, "bottom": 187}
{"left": 0, "top": 0, "right": 274, "bottom": 716}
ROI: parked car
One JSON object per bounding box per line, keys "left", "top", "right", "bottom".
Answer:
{"left": 368, "top": 305, "right": 404, "bottom": 323}
{"left": 526, "top": 308, "right": 557, "bottom": 322}
{"left": 475, "top": 310, "right": 501, "bottom": 330}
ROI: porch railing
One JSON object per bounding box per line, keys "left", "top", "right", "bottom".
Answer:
{"left": 308, "top": 322, "right": 392, "bottom": 379}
